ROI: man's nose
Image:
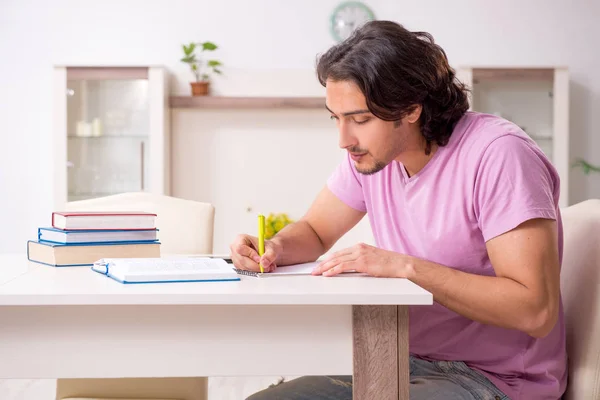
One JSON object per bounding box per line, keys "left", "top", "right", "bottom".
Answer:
{"left": 338, "top": 122, "right": 356, "bottom": 149}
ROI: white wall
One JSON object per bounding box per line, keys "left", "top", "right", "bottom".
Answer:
{"left": 1, "top": 0, "right": 599, "bottom": 253}
{"left": 171, "top": 108, "right": 376, "bottom": 254}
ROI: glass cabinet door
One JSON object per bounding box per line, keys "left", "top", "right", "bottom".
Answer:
{"left": 66, "top": 70, "right": 150, "bottom": 202}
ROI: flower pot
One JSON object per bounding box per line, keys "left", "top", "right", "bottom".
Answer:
{"left": 190, "top": 81, "right": 209, "bottom": 96}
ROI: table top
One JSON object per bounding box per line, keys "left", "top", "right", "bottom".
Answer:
{"left": 0, "top": 254, "right": 433, "bottom": 306}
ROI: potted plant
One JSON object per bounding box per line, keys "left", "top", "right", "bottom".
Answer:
{"left": 181, "top": 41, "right": 223, "bottom": 96}
{"left": 264, "top": 213, "right": 294, "bottom": 239}
{"left": 572, "top": 158, "right": 600, "bottom": 175}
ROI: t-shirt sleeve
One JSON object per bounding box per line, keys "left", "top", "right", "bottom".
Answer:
{"left": 473, "top": 135, "right": 559, "bottom": 242}
{"left": 326, "top": 153, "right": 367, "bottom": 212}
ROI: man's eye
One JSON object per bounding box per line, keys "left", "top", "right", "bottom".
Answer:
{"left": 354, "top": 118, "right": 371, "bottom": 125}
{"left": 330, "top": 115, "right": 338, "bottom": 121}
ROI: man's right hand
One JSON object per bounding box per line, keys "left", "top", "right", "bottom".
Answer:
{"left": 229, "top": 234, "right": 282, "bottom": 273}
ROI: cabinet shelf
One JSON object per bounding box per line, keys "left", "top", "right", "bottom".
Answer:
{"left": 67, "top": 192, "right": 132, "bottom": 201}
{"left": 68, "top": 191, "right": 128, "bottom": 197}
{"left": 54, "top": 65, "right": 170, "bottom": 208}
{"left": 528, "top": 135, "right": 553, "bottom": 141}
{"left": 169, "top": 96, "right": 325, "bottom": 109}
{"left": 456, "top": 66, "right": 569, "bottom": 207}
{"left": 471, "top": 68, "right": 555, "bottom": 83}
{"left": 67, "top": 135, "right": 148, "bottom": 139}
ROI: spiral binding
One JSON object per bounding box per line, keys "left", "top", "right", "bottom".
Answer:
{"left": 232, "top": 268, "right": 261, "bottom": 277}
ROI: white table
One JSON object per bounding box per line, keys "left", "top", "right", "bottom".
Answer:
{"left": 0, "top": 254, "right": 432, "bottom": 399}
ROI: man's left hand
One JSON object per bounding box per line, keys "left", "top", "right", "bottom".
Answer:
{"left": 312, "top": 243, "right": 411, "bottom": 277}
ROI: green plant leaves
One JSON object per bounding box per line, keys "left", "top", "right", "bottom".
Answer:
{"left": 201, "top": 41, "right": 217, "bottom": 51}
{"left": 572, "top": 158, "right": 600, "bottom": 175}
{"left": 182, "top": 42, "right": 223, "bottom": 80}
{"left": 182, "top": 42, "right": 196, "bottom": 56}
{"left": 180, "top": 55, "right": 196, "bottom": 63}
{"left": 207, "top": 60, "right": 222, "bottom": 74}
{"left": 264, "top": 213, "right": 294, "bottom": 240}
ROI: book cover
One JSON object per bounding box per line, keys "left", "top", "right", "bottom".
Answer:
{"left": 91, "top": 257, "right": 240, "bottom": 284}
{"left": 27, "top": 240, "right": 161, "bottom": 267}
{"left": 52, "top": 211, "right": 157, "bottom": 231}
{"left": 38, "top": 227, "right": 158, "bottom": 244}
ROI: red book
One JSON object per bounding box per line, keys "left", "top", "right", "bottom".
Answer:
{"left": 52, "top": 211, "right": 157, "bottom": 231}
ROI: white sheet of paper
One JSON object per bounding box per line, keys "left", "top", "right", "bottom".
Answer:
{"left": 268, "top": 262, "right": 320, "bottom": 275}
{"left": 262, "top": 262, "right": 357, "bottom": 277}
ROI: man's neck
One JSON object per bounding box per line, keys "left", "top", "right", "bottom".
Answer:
{"left": 396, "top": 142, "right": 438, "bottom": 178}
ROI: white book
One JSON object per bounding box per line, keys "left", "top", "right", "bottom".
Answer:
{"left": 92, "top": 257, "right": 240, "bottom": 284}
{"left": 39, "top": 227, "right": 158, "bottom": 244}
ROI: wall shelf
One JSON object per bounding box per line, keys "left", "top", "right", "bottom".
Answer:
{"left": 169, "top": 96, "right": 326, "bottom": 109}
{"left": 470, "top": 68, "right": 555, "bottom": 83}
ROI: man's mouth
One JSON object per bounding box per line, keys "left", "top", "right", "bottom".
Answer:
{"left": 350, "top": 152, "right": 367, "bottom": 161}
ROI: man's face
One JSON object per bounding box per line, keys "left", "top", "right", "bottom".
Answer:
{"left": 325, "top": 79, "right": 411, "bottom": 175}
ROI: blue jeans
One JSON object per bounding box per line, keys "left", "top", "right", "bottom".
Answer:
{"left": 246, "top": 356, "right": 509, "bottom": 400}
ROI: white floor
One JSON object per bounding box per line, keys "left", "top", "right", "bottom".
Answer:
{"left": 0, "top": 377, "right": 289, "bottom": 400}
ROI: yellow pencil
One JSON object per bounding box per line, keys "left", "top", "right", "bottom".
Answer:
{"left": 258, "top": 214, "right": 265, "bottom": 273}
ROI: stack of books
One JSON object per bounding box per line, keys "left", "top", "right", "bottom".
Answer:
{"left": 27, "top": 211, "right": 161, "bottom": 267}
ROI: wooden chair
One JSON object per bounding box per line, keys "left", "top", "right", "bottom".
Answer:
{"left": 559, "top": 199, "right": 600, "bottom": 399}
{"left": 56, "top": 192, "right": 213, "bottom": 400}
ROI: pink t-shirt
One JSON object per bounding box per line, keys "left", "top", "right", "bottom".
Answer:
{"left": 327, "top": 111, "right": 567, "bottom": 399}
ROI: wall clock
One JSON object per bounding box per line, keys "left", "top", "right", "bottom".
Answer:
{"left": 330, "top": 1, "right": 376, "bottom": 42}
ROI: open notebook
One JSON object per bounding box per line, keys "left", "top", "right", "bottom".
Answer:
{"left": 92, "top": 257, "right": 240, "bottom": 284}
{"left": 233, "top": 261, "right": 356, "bottom": 277}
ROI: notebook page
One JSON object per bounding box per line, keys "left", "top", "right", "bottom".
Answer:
{"left": 232, "top": 261, "right": 360, "bottom": 277}
{"left": 93, "top": 257, "right": 231, "bottom": 276}
{"left": 269, "top": 262, "right": 320, "bottom": 275}
{"left": 121, "top": 258, "right": 229, "bottom": 274}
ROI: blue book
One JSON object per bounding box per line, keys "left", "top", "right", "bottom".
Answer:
{"left": 91, "top": 257, "right": 240, "bottom": 284}
{"left": 27, "top": 240, "right": 161, "bottom": 267}
{"left": 38, "top": 227, "right": 158, "bottom": 245}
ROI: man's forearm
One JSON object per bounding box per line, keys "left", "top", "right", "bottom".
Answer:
{"left": 270, "top": 220, "right": 326, "bottom": 266}
{"left": 405, "top": 258, "right": 556, "bottom": 337}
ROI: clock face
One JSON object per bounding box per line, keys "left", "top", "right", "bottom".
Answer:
{"left": 330, "top": 1, "right": 375, "bottom": 42}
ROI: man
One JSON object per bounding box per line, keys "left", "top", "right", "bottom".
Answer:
{"left": 230, "top": 20, "right": 566, "bottom": 400}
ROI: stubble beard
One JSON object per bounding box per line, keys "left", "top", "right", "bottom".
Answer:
{"left": 355, "top": 159, "right": 388, "bottom": 175}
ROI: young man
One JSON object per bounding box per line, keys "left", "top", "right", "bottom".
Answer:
{"left": 230, "top": 21, "right": 566, "bottom": 400}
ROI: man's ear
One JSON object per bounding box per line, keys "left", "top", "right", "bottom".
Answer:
{"left": 406, "top": 104, "right": 422, "bottom": 124}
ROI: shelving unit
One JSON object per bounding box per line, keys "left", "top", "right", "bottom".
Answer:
{"left": 456, "top": 66, "right": 569, "bottom": 207}
{"left": 169, "top": 96, "right": 325, "bottom": 109}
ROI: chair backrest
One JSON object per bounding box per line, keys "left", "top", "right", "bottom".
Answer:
{"left": 65, "top": 192, "right": 215, "bottom": 255}
{"left": 560, "top": 199, "right": 600, "bottom": 399}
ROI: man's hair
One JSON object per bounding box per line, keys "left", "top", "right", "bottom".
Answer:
{"left": 316, "top": 20, "right": 469, "bottom": 154}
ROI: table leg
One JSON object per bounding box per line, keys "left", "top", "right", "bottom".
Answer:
{"left": 352, "top": 305, "right": 409, "bottom": 400}
{"left": 398, "top": 305, "right": 409, "bottom": 399}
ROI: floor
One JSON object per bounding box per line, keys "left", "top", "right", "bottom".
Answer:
{"left": 0, "top": 377, "right": 289, "bottom": 399}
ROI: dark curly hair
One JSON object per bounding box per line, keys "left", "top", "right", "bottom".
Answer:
{"left": 316, "top": 20, "right": 469, "bottom": 155}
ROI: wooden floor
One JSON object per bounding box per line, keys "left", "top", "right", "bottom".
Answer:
{"left": 0, "top": 377, "right": 289, "bottom": 400}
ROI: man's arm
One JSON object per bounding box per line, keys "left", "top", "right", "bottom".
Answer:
{"left": 269, "top": 186, "right": 365, "bottom": 266}
{"left": 405, "top": 217, "right": 560, "bottom": 338}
